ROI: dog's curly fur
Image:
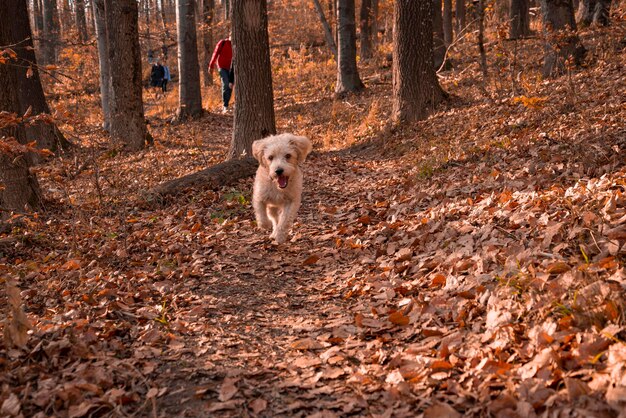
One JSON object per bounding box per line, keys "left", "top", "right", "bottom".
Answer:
{"left": 252, "top": 133, "right": 312, "bottom": 243}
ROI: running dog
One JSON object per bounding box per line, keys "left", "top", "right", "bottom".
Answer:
{"left": 252, "top": 133, "right": 312, "bottom": 244}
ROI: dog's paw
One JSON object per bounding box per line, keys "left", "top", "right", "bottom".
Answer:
{"left": 274, "top": 232, "right": 287, "bottom": 244}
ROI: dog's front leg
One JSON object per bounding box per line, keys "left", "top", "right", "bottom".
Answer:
{"left": 274, "top": 202, "right": 300, "bottom": 244}
{"left": 253, "top": 200, "right": 273, "bottom": 230}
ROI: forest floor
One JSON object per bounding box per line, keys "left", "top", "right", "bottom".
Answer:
{"left": 1, "top": 19, "right": 626, "bottom": 418}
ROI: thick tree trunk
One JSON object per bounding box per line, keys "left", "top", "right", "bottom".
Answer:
{"left": 104, "top": 0, "right": 148, "bottom": 150}
{"left": 201, "top": 0, "right": 214, "bottom": 87}
{"left": 540, "top": 0, "right": 585, "bottom": 77}
{"left": 11, "top": 0, "right": 69, "bottom": 153}
{"left": 456, "top": 0, "right": 466, "bottom": 34}
{"left": 510, "top": 0, "right": 532, "bottom": 39}
{"left": 0, "top": 0, "right": 42, "bottom": 212}
{"left": 392, "top": 0, "right": 446, "bottom": 123}
{"left": 41, "top": 0, "right": 59, "bottom": 66}
{"left": 150, "top": 157, "right": 258, "bottom": 198}
{"left": 229, "top": 0, "right": 276, "bottom": 159}
{"left": 312, "top": 0, "right": 338, "bottom": 59}
{"left": 336, "top": 0, "right": 364, "bottom": 95}
{"left": 93, "top": 0, "right": 112, "bottom": 130}
{"left": 75, "top": 0, "right": 88, "bottom": 42}
{"left": 443, "top": 0, "right": 453, "bottom": 45}
{"left": 433, "top": 0, "right": 445, "bottom": 69}
{"left": 176, "top": 0, "right": 203, "bottom": 119}
{"left": 359, "top": 0, "right": 373, "bottom": 60}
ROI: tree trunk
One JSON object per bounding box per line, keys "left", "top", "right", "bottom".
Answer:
{"left": 75, "top": 0, "right": 88, "bottom": 42}
{"left": 176, "top": 0, "right": 203, "bottom": 118}
{"left": 432, "top": 0, "right": 445, "bottom": 69}
{"left": 201, "top": 0, "right": 214, "bottom": 87}
{"left": 540, "top": 0, "right": 585, "bottom": 77}
{"left": 150, "top": 157, "right": 258, "bottom": 199}
{"left": 104, "top": 0, "right": 148, "bottom": 150}
{"left": 32, "top": 0, "right": 44, "bottom": 41}
{"left": 592, "top": 0, "right": 611, "bottom": 26}
{"left": 312, "top": 0, "right": 338, "bottom": 59}
{"left": 478, "top": 0, "right": 488, "bottom": 78}
{"left": 510, "top": 0, "right": 532, "bottom": 38}
{"left": 443, "top": 0, "right": 453, "bottom": 45}
{"left": 60, "top": 0, "right": 72, "bottom": 36}
{"left": 229, "top": 0, "right": 276, "bottom": 159}
{"left": 392, "top": 0, "right": 446, "bottom": 123}
{"left": 456, "top": 0, "right": 466, "bottom": 34}
{"left": 93, "top": 0, "right": 112, "bottom": 130}
{"left": 371, "top": 0, "right": 379, "bottom": 48}
{"left": 11, "top": 0, "right": 69, "bottom": 153}
{"left": 41, "top": 0, "right": 60, "bottom": 66}
{"left": 159, "top": 0, "right": 170, "bottom": 40}
{"left": 0, "top": 0, "right": 42, "bottom": 212}
{"left": 577, "top": 0, "right": 595, "bottom": 26}
{"left": 359, "top": 0, "right": 373, "bottom": 60}
{"left": 223, "top": 0, "right": 229, "bottom": 20}
{"left": 336, "top": 0, "right": 364, "bottom": 95}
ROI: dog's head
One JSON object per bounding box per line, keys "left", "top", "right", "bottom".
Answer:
{"left": 252, "top": 133, "right": 312, "bottom": 189}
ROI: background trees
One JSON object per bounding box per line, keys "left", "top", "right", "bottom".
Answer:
{"left": 540, "top": 0, "right": 586, "bottom": 77}
{"left": 393, "top": 0, "right": 445, "bottom": 123}
{"left": 335, "top": 0, "right": 364, "bottom": 95}
{"left": 176, "top": 0, "right": 203, "bottom": 119}
{"left": 104, "top": 0, "right": 148, "bottom": 150}
{"left": 229, "top": 0, "right": 275, "bottom": 159}
{"left": 0, "top": 0, "right": 43, "bottom": 212}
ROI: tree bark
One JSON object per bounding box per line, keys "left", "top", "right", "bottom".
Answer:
{"left": 93, "top": 0, "right": 112, "bottom": 130}
{"left": 510, "top": 0, "right": 532, "bottom": 39}
{"left": 229, "top": 0, "right": 276, "bottom": 159}
{"left": 104, "top": 0, "right": 148, "bottom": 150}
{"left": 59, "top": 0, "right": 72, "bottom": 36}
{"left": 41, "top": 0, "right": 60, "bottom": 66}
{"left": 443, "top": 0, "right": 453, "bottom": 45}
{"left": 10, "top": 0, "right": 69, "bottom": 153}
{"left": 579, "top": 0, "right": 611, "bottom": 26}
{"left": 336, "top": 0, "right": 364, "bottom": 95}
{"left": 0, "top": 0, "right": 42, "bottom": 212}
{"left": 577, "top": 0, "right": 596, "bottom": 26}
{"left": 432, "top": 0, "right": 445, "bottom": 69}
{"left": 456, "top": 0, "right": 466, "bottom": 35}
{"left": 32, "top": 0, "right": 44, "bottom": 42}
{"left": 75, "top": 0, "right": 89, "bottom": 42}
{"left": 540, "top": 0, "right": 585, "bottom": 77}
{"left": 392, "top": 0, "right": 446, "bottom": 123}
{"left": 478, "top": 0, "right": 488, "bottom": 78}
{"left": 359, "top": 0, "right": 373, "bottom": 60}
{"left": 312, "top": 0, "right": 338, "bottom": 59}
{"left": 200, "top": 0, "right": 214, "bottom": 87}
{"left": 176, "top": 0, "right": 203, "bottom": 119}
{"left": 150, "top": 157, "right": 258, "bottom": 198}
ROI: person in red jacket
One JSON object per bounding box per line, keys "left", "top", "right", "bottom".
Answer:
{"left": 209, "top": 35, "right": 233, "bottom": 113}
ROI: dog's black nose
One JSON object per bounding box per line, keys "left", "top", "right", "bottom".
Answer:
{"left": 275, "top": 168, "right": 284, "bottom": 176}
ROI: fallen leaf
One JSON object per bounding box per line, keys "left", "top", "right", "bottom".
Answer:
{"left": 218, "top": 377, "right": 239, "bottom": 402}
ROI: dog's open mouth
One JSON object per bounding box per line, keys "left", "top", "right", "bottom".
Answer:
{"left": 277, "top": 175, "right": 289, "bottom": 189}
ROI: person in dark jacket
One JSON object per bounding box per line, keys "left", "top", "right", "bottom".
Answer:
{"left": 150, "top": 61, "right": 165, "bottom": 88}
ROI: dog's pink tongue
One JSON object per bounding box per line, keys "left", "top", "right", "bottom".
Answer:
{"left": 278, "top": 175, "right": 289, "bottom": 189}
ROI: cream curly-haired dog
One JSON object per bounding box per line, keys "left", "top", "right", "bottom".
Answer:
{"left": 252, "top": 133, "right": 312, "bottom": 244}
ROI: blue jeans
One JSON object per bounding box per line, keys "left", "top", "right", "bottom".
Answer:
{"left": 219, "top": 68, "right": 232, "bottom": 107}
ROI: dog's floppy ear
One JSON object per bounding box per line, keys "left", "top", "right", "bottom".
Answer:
{"left": 289, "top": 135, "right": 312, "bottom": 164}
{"left": 252, "top": 138, "right": 268, "bottom": 166}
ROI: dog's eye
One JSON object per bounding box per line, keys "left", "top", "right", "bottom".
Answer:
{"left": 268, "top": 155, "right": 274, "bottom": 161}
{"left": 285, "top": 154, "right": 291, "bottom": 159}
